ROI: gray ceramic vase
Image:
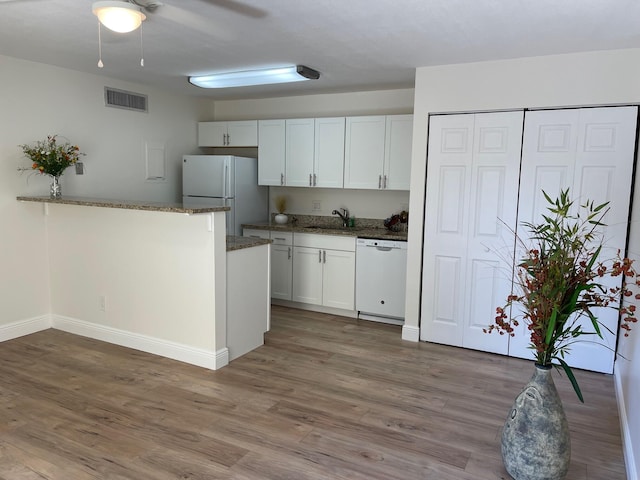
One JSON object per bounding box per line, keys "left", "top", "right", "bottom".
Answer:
{"left": 502, "top": 364, "right": 571, "bottom": 480}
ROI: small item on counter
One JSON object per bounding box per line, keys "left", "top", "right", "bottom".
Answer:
{"left": 348, "top": 216, "right": 356, "bottom": 228}
{"left": 384, "top": 210, "right": 409, "bottom": 232}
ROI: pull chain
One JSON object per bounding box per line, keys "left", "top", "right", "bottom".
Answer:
{"left": 97, "top": 21, "right": 104, "bottom": 68}
{"left": 139, "top": 21, "right": 144, "bottom": 67}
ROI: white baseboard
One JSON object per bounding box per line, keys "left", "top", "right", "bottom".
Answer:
{"left": 52, "top": 315, "right": 228, "bottom": 370}
{"left": 402, "top": 324, "right": 420, "bottom": 342}
{"left": 271, "top": 300, "right": 358, "bottom": 318}
{"left": 0, "top": 314, "right": 52, "bottom": 342}
{"left": 615, "top": 368, "right": 638, "bottom": 480}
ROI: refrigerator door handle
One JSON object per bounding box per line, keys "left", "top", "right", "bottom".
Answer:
{"left": 224, "top": 165, "right": 229, "bottom": 197}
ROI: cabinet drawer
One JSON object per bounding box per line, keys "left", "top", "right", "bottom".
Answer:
{"left": 293, "top": 233, "right": 355, "bottom": 252}
{"left": 243, "top": 228, "right": 270, "bottom": 240}
{"left": 270, "top": 231, "right": 293, "bottom": 245}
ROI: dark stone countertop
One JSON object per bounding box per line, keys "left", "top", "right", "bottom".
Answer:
{"left": 226, "top": 235, "right": 271, "bottom": 252}
{"left": 242, "top": 222, "right": 408, "bottom": 241}
{"left": 16, "top": 196, "right": 230, "bottom": 214}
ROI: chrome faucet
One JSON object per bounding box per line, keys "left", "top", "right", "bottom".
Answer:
{"left": 332, "top": 208, "right": 349, "bottom": 227}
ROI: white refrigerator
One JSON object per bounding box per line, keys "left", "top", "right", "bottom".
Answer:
{"left": 182, "top": 155, "right": 268, "bottom": 236}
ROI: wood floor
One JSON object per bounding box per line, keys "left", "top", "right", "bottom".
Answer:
{"left": 0, "top": 306, "right": 627, "bottom": 479}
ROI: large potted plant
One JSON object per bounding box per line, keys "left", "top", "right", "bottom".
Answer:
{"left": 19, "top": 135, "right": 84, "bottom": 198}
{"left": 486, "top": 189, "right": 639, "bottom": 480}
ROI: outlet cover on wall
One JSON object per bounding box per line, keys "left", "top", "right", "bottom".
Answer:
{"left": 312, "top": 200, "right": 321, "bottom": 211}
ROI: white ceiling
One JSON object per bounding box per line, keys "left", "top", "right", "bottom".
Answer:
{"left": 2, "top": 0, "right": 640, "bottom": 100}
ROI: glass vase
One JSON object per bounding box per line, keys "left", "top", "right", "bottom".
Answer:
{"left": 50, "top": 175, "right": 62, "bottom": 199}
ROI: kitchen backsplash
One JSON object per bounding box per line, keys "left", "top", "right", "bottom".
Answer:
{"left": 269, "top": 186, "right": 409, "bottom": 220}
{"left": 269, "top": 213, "right": 408, "bottom": 232}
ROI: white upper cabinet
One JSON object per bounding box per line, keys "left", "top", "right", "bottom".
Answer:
{"left": 285, "top": 118, "right": 315, "bottom": 187}
{"left": 261, "top": 117, "right": 346, "bottom": 188}
{"left": 258, "top": 119, "right": 286, "bottom": 186}
{"left": 344, "top": 116, "right": 386, "bottom": 189}
{"left": 314, "top": 117, "right": 345, "bottom": 188}
{"left": 258, "top": 114, "right": 411, "bottom": 189}
{"left": 344, "top": 114, "right": 413, "bottom": 190}
{"left": 198, "top": 120, "right": 258, "bottom": 147}
{"left": 384, "top": 114, "right": 413, "bottom": 190}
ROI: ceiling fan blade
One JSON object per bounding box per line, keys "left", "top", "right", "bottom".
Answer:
{"left": 198, "top": 0, "right": 267, "bottom": 19}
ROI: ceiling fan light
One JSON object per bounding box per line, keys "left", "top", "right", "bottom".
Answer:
{"left": 92, "top": 1, "right": 146, "bottom": 33}
{"left": 188, "top": 65, "right": 320, "bottom": 89}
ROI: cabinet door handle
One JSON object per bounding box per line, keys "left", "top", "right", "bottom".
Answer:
{"left": 309, "top": 173, "right": 312, "bottom": 186}
{"left": 274, "top": 237, "right": 286, "bottom": 241}
{"left": 224, "top": 133, "right": 228, "bottom": 145}
{"left": 313, "top": 174, "right": 317, "bottom": 186}
{"left": 323, "top": 250, "right": 326, "bottom": 263}
{"left": 318, "top": 250, "right": 322, "bottom": 263}
{"left": 378, "top": 175, "right": 382, "bottom": 189}
{"left": 281, "top": 173, "right": 284, "bottom": 186}
{"left": 288, "top": 247, "right": 291, "bottom": 259}
{"left": 383, "top": 175, "right": 388, "bottom": 189}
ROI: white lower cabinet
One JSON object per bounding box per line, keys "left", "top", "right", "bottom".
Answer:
{"left": 321, "top": 248, "right": 355, "bottom": 310}
{"left": 292, "top": 233, "right": 355, "bottom": 310}
{"left": 270, "top": 233, "right": 293, "bottom": 300}
{"left": 292, "top": 246, "right": 324, "bottom": 305}
{"left": 243, "top": 229, "right": 356, "bottom": 311}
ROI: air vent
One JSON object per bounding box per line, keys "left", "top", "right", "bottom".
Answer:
{"left": 104, "top": 87, "right": 148, "bottom": 113}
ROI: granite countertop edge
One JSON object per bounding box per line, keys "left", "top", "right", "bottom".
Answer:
{"left": 242, "top": 222, "right": 408, "bottom": 241}
{"left": 16, "top": 196, "right": 230, "bottom": 214}
{"left": 226, "top": 235, "right": 271, "bottom": 252}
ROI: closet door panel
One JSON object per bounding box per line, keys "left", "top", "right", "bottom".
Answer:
{"left": 567, "top": 106, "right": 638, "bottom": 373}
{"left": 511, "top": 106, "right": 637, "bottom": 374}
{"left": 421, "top": 114, "right": 474, "bottom": 345}
{"left": 462, "top": 111, "right": 523, "bottom": 354}
{"left": 422, "top": 111, "right": 523, "bottom": 353}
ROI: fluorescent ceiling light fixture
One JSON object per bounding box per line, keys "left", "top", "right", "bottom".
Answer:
{"left": 92, "top": 1, "right": 146, "bottom": 33}
{"left": 189, "top": 65, "right": 320, "bottom": 89}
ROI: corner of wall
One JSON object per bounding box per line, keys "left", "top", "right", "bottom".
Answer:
{"left": 614, "top": 368, "right": 638, "bottom": 480}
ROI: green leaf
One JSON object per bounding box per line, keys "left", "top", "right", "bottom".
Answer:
{"left": 545, "top": 309, "right": 558, "bottom": 346}
{"left": 557, "top": 358, "right": 584, "bottom": 403}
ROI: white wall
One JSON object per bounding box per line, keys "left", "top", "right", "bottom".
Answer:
{"left": 212, "top": 89, "right": 415, "bottom": 120}
{"left": 407, "top": 48, "right": 640, "bottom": 478}
{"left": 0, "top": 54, "right": 205, "bottom": 333}
{"left": 41, "top": 203, "right": 227, "bottom": 368}
{"left": 211, "top": 89, "right": 414, "bottom": 220}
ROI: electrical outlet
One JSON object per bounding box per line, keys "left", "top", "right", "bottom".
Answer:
{"left": 312, "top": 200, "right": 321, "bottom": 211}
{"left": 99, "top": 295, "right": 106, "bottom": 312}
{"left": 75, "top": 162, "right": 84, "bottom": 175}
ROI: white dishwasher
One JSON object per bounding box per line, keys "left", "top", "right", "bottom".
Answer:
{"left": 355, "top": 237, "right": 408, "bottom": 325}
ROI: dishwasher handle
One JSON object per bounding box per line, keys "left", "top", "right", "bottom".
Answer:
{"left": 375, "top": 246, "right": 393, "bottom": 252}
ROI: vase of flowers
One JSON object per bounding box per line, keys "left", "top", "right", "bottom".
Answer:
{"left": 274, "top": 195, "right": 288, "bottom": 224}
{"left": 19, "top": 135, "right": 84, "bottom": 198}
{"left": 486, "top": 189, "right": 639, "bottom": 480}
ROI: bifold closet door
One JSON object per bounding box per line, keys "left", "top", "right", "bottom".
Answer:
{"left": 510, "top": 106, "right": 638, "bottom": 374}
{"left": 421, "top": 111, "right": 524, "bottom": 354}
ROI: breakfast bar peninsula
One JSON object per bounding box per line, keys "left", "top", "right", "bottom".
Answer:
{"left": 16, "top": 196, "right": 271, "bottom": 369}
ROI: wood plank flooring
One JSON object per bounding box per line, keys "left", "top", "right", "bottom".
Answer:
{"left": 0, "top": 306, "right": 627, "bottom": 479}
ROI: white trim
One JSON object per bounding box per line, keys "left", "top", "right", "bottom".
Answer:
{"left": 0, "top": 314, "right": 52, "bottom": 342}
{"left": 402, "top": 324, "right": 420, "bottom": 342}
{"left": 52, "top": 315, "right": 228, "bottom": 370}
{"left": 615, "top": 369, "right": 638, "bottom": 480}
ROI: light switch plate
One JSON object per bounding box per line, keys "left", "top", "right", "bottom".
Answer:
{"left": 75, "top": 162, "right": 84, "bottom": 175}
{"left": 312, "top": 200, "right": 321, "bottom": 211}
